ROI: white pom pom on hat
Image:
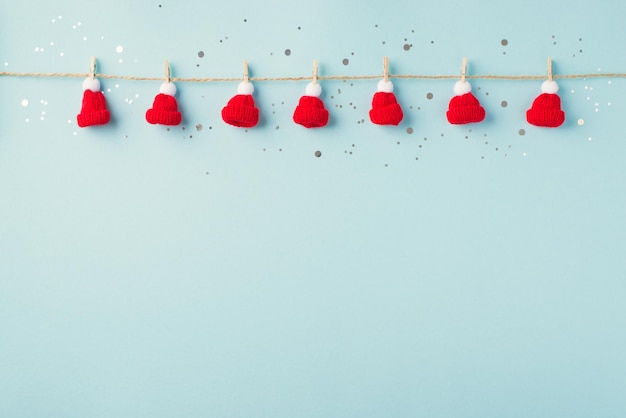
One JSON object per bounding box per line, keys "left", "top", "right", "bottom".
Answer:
{"left": 377, "top": 79, "right": 394, "bottom": 93}
{"left": 237, "top": 81, "right": 255, "bottom": 95}
{"left": 159, "top": 82, "right": 177, "bottom": 96}
{"left": 82, "top": 77, "right": 101, "bottom": 92}
{"left": 453, "top": 80, "right": 472, "bottom": 96}
{"left": 305, "top": 82, "right": 322, "bottom": 97}
{"left": 541, "top": 80, "right": 559, "bottom": 94}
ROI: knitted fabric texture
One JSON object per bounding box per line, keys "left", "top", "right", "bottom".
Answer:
{"left": 369, "top": 92, "right": 403, "bottom": 126}
{"left": 293, "top": 96, "right": 329, "bottom": 128}
{"left": 526, "top": 93, "right": 565, "bottom": 127}
{"left": 222, "top": 94, "right": 259, "bottom": 128}
{"left": 446, "top": 93, "right": 486, "bottom": 124}
{"left": 146, "top": 93, "right": 182, "bottom": 126}
{"left": 77, "top": 90, "right": 110, "bottom": 127}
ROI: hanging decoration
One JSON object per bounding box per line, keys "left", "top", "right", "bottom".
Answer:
{"left": 293, "top": 59, "right": 329, "bottom": 128}
{"left": 3, "top": 56, "right": 623, "bottom": 129}
{"left": 146, "top": 60, "right": 182, "bottom": 126}
{"left": 446, "top": 57, "right": 486, "bottom": 125}
{"left": 221, "top": 60, "right": 260, "bottom": 128}
{"left": 76, "top": 56, "right": 110, "bottom": 128}
{"left": 369, "top": 57, "right": 404, "bottom": 126}
{"left": 526, "top": 57, "right": 565, "bottom": 128}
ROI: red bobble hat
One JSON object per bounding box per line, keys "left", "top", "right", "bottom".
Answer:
{"left": 146, "top": 82, "right": 182, "bottom": 126}
{"left": 369, "top": 79, "right": 403, "bottom": 126}
{"left": 446, "top": 80, "right": 486, "bottom": 124}
{"left": 77, "top": 77, "right": 110, "bottom": 128}
{"left": 526, "top": 80, "right": 565, "bottom": 128}
{"left": 293, "top": 82, "right": 329, "bottom": 128}
{"left": 222, "top": 81, "right": 259, "bottom": 128}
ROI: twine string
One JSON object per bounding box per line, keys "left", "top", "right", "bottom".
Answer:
{"left": 1, "top": 71, "right": 625, "bottom": 82}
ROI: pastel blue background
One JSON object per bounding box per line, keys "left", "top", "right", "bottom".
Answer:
{"left": 1, "top": 1, "right": 626, "bottom": 417}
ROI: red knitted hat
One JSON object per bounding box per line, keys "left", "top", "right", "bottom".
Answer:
{"left": 76, "top": 78, "right": 110, "bottom": 128}
{"left": 526, "top": 80, "right": 565, "bottom": 128}
{"left": 222, "top": 82, "right": 259, "bottom": 128}
{"left": 293, "top": 82, "right": 329, "bottom": 128}
{"left": 446, "top": 81, "right": 485, "bottom": 124}
{"left": 146, "top": 82, "right": 182, "bottom": 126}
{"left": 369, "top": 80, "right": 403, "bottom": 126}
